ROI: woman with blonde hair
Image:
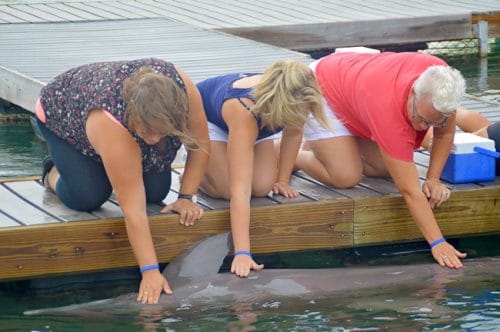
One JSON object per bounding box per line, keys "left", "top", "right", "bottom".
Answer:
{"left": 37, "top": 58, "right": 210, "bottom": 304}
{"left": 197, "top": 60, "right": 329, "bottom": 277}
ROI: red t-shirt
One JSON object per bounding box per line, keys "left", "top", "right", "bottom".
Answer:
{"left": 315, "top": 52, "right": 447, "bottom": 162}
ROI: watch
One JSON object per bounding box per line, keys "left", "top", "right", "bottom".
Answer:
{"left": 178, "top": 193, "right": 198, "bottom": 203}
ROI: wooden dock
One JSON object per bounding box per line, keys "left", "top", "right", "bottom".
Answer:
{"left": 1, "top": 0, "right": 500, "bottom": 112}
{"left": 0, "top": 0, "right": 499, "bottom": 281}
{"left": 0, "top": 0, "right": 499, "bottom": 51}
{"left": 0, "top": 95, "right": 499, "bottom": 281}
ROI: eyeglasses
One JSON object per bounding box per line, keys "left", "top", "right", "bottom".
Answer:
{"left": 412, "top": 96, "right": 452, "bottom": 128}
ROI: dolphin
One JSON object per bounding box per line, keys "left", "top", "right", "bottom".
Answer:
{"left": 24, "top": 232, "right": 500, "bottom": 317}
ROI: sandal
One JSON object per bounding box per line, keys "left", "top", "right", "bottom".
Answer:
{"left": 41, "top": 156, "right": 54, "bottom": 188}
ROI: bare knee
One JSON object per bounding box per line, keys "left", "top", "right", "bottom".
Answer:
{"left": 325, "top": 171, "right": 362, "bottom": 189}
{"left": 200, "top": 176, "right": 231, "bottom": 200}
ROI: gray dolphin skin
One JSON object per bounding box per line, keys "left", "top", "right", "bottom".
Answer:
{"left": 24, "top": 233, "right": 500, "bottom": 316}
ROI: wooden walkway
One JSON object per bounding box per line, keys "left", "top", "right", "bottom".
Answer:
{"left": 0, "top": 95, "right": 499, "bottom": 281}
{"left": 0, "top": 17, "right": 310, "bottom": 113}
{"left": 0, "top": 0, "right": 499, "bottom": 281}
{"left": 0, "top": 0, "right": 499, "bottom": 51}
{"left": 1, "top": 0, "right": 500, "bottom": 112}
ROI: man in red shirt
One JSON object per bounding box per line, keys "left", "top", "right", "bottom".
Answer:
{"left": 296, "top": 51, "right": 467, "bottom": 269}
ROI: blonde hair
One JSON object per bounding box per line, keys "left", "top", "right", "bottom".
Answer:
{"left": 251, "top": 60, "right": 329, "bottom": 131}
{"left": 122, "top": 67, "right": 195, "bottom": 147}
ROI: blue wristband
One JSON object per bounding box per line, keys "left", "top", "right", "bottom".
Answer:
{"left": 234, "top": 250, "right": 253, "bottom": 258}
{"left": 429, "top": 237, "right": 446, "bottom": 248}
{"left": 140, "top": 264, "right": 160, "bottom": 273}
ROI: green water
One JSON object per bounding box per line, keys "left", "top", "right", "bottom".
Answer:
{"left": 1, "top": 236, "right": 499, "bottom": 331}
{"left": 1, "top": 43, "right": 499, "bottom": 330}
{"left": 0, "top": 122, "right": 47, "bottom": 178}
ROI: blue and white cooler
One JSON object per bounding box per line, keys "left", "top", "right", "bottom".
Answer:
{"left": 441, "top": 132, "right": 500, "bottom": 184}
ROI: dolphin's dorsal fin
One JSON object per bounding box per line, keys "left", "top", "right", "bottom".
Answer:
{"left": 163, "top": 232, "right": 232, "bottom": 287}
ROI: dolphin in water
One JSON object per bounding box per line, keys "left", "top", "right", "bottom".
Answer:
{"left": 24, "top": 232, "right": 500, "bottom": 317}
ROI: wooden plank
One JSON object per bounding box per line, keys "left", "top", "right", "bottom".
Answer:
{"left": 146, "top": 0, "right": 245, "bottom": 26}
{"left": 220, "top": 13, "right": 472, "bottom": 50}
{"left": 343, "top": 0, "right": 426, "bottom": 17}
{"left": 58, "top": 2, "right": 124, "bottom": 20}
{"left": 0, "top": 176, "right": 123, "bottom": 219}
{"left": 0, "top": 18, "right": 310, "bottom": 111}
{"left": 473, "top": 13, "right": 500, "bottom": 37}
{"left": 9, "top": 4, "right": 66, "bottom": 22}
{"left": 0, "top": 8, "right": 29, "bottom": 23}
{"left": 86, "top": 202, "right": 123, "bottom": 219}
{"left": 0, "top": 210, "right": 21, "bottom": 228}
{"left": 358, "top": 176, "right": 400, "bottom": 195}
{"left": 289, "top": 174, "right": 349, "bottom": 201}
{"left": 0, "top": 5, "right": 44, "bottom": 22}
{"left": 103, "top": 1, "right": 161, "bottom": 19}
{"left": 0, "top": 185, "right": 60, "bottom": 226}
{"left": 47, "top": 2, "right": 120, "bottom": 21}
{"left": 250, "top": 200, "right": 353, "bottom": 254}
{"left": 70, "top": 1, "right": 143, "bottom": 20}
{"left": 4, "top": 181, "right": 96, "bottom": 222}
{"left": 283, "top": 0, "right": 381, "bottom": 20}
{"left": 206, "top": 0, "right": 302, "bottom": 25}
{"left": 354, "top": 186, "right": 500, "bottom": 246}
{"left": 39, "top": 3, "right": 99, "bottom": 21}
{"left": 294, "top": 171, "right": 383, "bottom": 199}
{"left": 0, "top": 199, "right": 352, "bottom": 280}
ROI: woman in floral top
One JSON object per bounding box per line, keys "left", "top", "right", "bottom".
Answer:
{"left": 36, "top": 58, "right": 210, "bottom": 304}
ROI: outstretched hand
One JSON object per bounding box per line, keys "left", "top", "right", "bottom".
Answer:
{"left": 231, "top": 255, "right": 264, "bottom": 278}
{"left": 137, "top": 269, "right": 172, "bottom": 304}
{"left": 273, "top": 181, "right": 299, "bottom": 198}
{"left": 161, "top": 199, "right": 204, "bottom": 226}
{"left": 431, "top": 240, "right": 467, "bottom": 269}
{"left": 422, "top": 178, "right": 451, "bottom": 208}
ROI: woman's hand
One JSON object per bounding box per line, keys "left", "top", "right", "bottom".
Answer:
{"left": 162, "top": 199, "right": 204, "bottom": 226}
{"left": 231, "top": 255, "right": 264, "bottom": 277}
{"left": 422, "top": 178, "right": 451, "bottom": 208}
{"left": 431, "top": 240, "right": 467, "bottom": 269}
{"left": 137, "top": 269, "right": 172, "bottom": 304}
{"left": 272, "top": 181, "right": 299, "bottom": 198}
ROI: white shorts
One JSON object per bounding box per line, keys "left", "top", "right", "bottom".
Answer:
{"left": 304, "top": 60, "right": 353, "bottom": 142}
{"left": 208, "top": 121, "right": 278, "bottom": 144}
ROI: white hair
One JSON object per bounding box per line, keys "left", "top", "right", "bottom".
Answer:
{"left": 413, "top": 65, "right": 466, "bottom": 114}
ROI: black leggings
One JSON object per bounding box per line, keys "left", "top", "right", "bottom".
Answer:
{"left": 37, "top": 119, "right": 171, "bottom": 211}
{"left": 487, "top": 121, "right": 500, "bottom": 176}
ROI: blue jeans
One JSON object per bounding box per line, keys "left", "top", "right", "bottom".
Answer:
{"left": 37, "top": 119, "right": 171, "bottom": 211}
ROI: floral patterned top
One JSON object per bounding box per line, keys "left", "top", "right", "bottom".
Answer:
{"left": 39, "top": 58, "right": 185, "bottom": 172}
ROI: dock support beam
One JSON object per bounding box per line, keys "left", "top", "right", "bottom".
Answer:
{"left": 475, "top": 20, "right": 489, "bottom": 58}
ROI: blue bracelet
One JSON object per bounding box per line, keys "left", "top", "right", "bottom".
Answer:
{"left": 140, "top": 264, "right": 160, "bottom": 273}
{"left": 234, "top": 250, "right": 253, "bottom": 258}
{"left": 429, "top": 237, "right": 446, "bottom": 248}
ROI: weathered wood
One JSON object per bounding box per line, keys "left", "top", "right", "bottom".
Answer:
{"left": 4, "top": 180, "right": 96, "bottom": 222}
{"left": 0, "top": 5, "right": 43, "bottom": 22}
{"left": 250, "top": 199, "right": 354, "bottom": 254}
{"left": 0, "top": 200, "right": 352, "bottom": 280}
{"left": 49, "top": 2, "right": 113, "bottom": 20}
{"left": 358, "top": 176, "right": 400, "bottom": 195}
{"left": 473, "top": 13, "right": 500, "bottom": 37}
{"left": 354, "top": 186, "right": 500, "bottom": 246}
{"left": 0, "top": 210, "right": 20, "bottom": 228}
{"left": 294, "top": 171, "right": 382, "bottom": 199}
{"left": 0, "top": 185, "right": 60, "bottom": 226}
{"left": 11, "top": 3, "right": 70, "bottom": 22}
{"left": 220, "top": 14, "right": 472, "bottom": 50}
